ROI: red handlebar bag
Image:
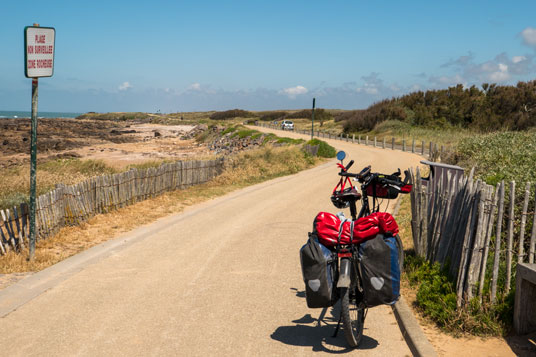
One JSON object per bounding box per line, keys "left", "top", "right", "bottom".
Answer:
{"left": 313, "top": 212, "right": 399, "bottom": 247}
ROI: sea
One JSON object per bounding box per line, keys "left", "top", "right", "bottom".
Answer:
{"left": 0, "top": 110, "right": 83, "bottom": 119}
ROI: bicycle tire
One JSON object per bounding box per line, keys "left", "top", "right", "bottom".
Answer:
{"left": 340, "top": 281, "right": 365, "bottom": 347}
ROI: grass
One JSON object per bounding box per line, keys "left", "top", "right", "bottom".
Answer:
{"left": 290, "top": 118, "right": 344, "bottom": 135}
{"left": 0, "top": 159, "right": 118, "bottom": 210}
{"left": 0, "top": 145, "right": 321, "bottom": 273}
{"left": 305, "top": 139, "right": 337, "bottom": 158}
{"left": 354, "top": 120, "right": 476, "bottom": 147}
{"left": 446, "top": 130, "right": 536, "bottom": 186}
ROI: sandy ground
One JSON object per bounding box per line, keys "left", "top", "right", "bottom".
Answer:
{"left": 0, "top": 118, "right": 209, "bottom": 169}
{"left": 78, "top": 124, "right": 210, "bottom": 168}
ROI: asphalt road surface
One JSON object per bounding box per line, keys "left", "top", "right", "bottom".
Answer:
{"left": 0, "top": 127, "right": 423, "bottom": 356}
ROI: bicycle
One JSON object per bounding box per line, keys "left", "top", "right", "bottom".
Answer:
{"left": 329, "top": 151, "right": 411, "bottom": 347}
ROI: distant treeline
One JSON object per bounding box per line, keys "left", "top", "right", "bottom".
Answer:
{"left": 338, "top": 80, "right": 536, "bottom": 132}
{"left": 210, "top": 108, "right": 333, "bottom": 122}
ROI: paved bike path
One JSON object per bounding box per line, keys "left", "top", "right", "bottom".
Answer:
{"left": 0, "top": 127, "right": 422, "bottom": 356}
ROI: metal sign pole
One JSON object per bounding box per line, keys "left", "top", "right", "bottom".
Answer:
{"left": 311, "top": 98, "right": 316, "bottom": 140}
{"left": 29, "top": 77, "right": 38, "bottom": 260}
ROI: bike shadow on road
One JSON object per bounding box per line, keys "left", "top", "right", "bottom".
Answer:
{"left": 270, "top": 288, "right": 379, "bottom": 353}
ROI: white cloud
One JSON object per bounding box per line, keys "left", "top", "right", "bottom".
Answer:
{"left": 512, "top": 55, "right": 527, "bottom": 64}
{"left": 364, "top": 87, "right": 379, "bottom": 95}
{"left": 521, "top": 27, "right": 536, "bottom": 47}
{"left": 280, "top": 85, "right": 308, "bottom": 98}
{"left": 118, "top": 81, "right": 132, "bottom": 91}
{"left": 489, "top": 63, "right": 511, "bottom": 81}
{"left": 436, "top": 50, "right": 535, "bottom": 84}
{"left": 188, "top": 83, "right": 201, "bottom": 91}
{"left": 355, "top": 72, "right": 383, "bottom": 96}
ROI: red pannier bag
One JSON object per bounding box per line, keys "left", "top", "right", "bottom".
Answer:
{"left": 313, "top": 211, "right": 399, "bottom": 248}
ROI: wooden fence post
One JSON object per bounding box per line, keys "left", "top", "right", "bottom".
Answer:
{"left": 518, "top": 182, "right": 531, "bottom": 263}
{"left": 491, "top": 181, "right": 505, "bottom": 303}
{"left": 392, "top": 138, "right": 395, "bottom": 150}
{"left": 530, "top": 183, "right": 536, "bottom": 264}
{"left": 478, "top": 183, "right": 500, "bottom": 300}
{"left": 506, "top": 181, "right": 516, "bottom": 293}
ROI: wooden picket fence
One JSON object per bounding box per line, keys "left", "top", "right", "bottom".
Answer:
{"left": 410, "top": 167, "right": 536, "bottom": 306}
{"left": 0, "top": 158, "right": 224, "bottom": 255}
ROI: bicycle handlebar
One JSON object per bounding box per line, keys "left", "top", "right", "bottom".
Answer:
{"left": 339, "top": 165, "right": 410, "bottom": 188}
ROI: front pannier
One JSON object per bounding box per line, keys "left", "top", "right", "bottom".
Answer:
{"left": 359, "top": 234, "right": 401, "bottom": 307}
{"left": 300, "top": 234, "right": 338, "bottom": 308}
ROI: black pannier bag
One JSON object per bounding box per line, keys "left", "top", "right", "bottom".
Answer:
{"left": 300, "top": 233, "right": 339, "bottom": 308}
{"left": 359, "top": 234, "right": 401, "bottom": 307}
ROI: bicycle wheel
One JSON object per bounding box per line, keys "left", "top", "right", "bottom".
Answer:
{"left": 340, "top": 276, "right": 365, "bottom": 347}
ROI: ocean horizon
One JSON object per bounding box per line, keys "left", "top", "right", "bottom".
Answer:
{"left": 0, "top": 110, "right": 83, "bottom": 119}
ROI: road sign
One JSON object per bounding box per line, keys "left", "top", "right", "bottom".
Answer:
{"left": 25, "top": 26, "right": 55, "bottom": 78}
{"left": 24, "top": 24, "right": 56, "bottom": 260}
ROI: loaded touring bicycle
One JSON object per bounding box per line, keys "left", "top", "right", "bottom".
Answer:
{"left": 300, "top": 151, "right": 412, "bottom": 347}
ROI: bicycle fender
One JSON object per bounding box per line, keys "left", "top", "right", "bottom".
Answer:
{"left": 337, "top": 258, "right": 351, "bottom": 288}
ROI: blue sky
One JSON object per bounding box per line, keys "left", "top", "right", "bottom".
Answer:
{"left": 1, "top": 1, "right": 536, "bottom": 113}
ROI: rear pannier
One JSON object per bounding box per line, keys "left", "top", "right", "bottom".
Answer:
{"left": 299, "top": 234, "right": 338, "bottom": 308}
{"left": 358, "top": 234, "right": 401, "bottom": 307}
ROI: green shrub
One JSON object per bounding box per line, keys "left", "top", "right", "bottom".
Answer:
{"left": 305, "top": 139, "right": 336, "bottom": 158}
{"left": 233, "top": 129, "right": 258, "bottom": 139}
{"left": 275, "top": 137, "right": 305, "bottom": 145}
{"left": 285, "top": 109, "right": 332, "bottom": 123}
{"left": 258, "top": 111, "right": 287, "bottom": 121}
{"left": 222, "top": 126, "right": 237, "bottom": 135}
{"left": 404, "top": 253, "right": 511, "bottom": 336}
{"left": 209, "top": 109, "right": 255, "bottom": 120}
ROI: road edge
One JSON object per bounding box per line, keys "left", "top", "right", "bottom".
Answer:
{"left": 392, "top": 198, "right": 438, "bottom": 357}
{"left": 392, "top": 297, "right": 438, "bottom": 357}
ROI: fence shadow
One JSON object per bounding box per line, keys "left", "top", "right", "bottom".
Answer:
{"left": 270, "top": 288, "right": 379, "bottom": 353}
{"left": 505, "top": 331, "right": 536, "bottom": 356}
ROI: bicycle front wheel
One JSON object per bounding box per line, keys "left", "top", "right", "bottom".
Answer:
{"left": 340, "top": 282, "right": 365, "bottom": 348}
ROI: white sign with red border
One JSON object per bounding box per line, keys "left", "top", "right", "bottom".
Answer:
{"left": 25, "top": 26, "right": 55, "bottom": 78}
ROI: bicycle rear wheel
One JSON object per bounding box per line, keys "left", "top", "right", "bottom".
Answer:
{"left": 340, "top": 278, "right": 365, "bottom": 347}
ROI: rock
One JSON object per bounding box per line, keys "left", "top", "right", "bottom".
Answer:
{"left": 154, "top": 131, "right": 161, "bottom": 137}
